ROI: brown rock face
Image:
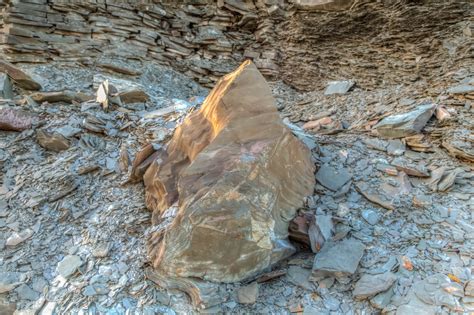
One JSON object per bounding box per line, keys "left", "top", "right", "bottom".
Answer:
{"left": 144, "top": 61, "right": 315, "bottom": 283}
{"left": 0, "top": 108, "right": 33, "bottom": 131}
{"left": 0, "top": 60, "right": 41, "bottom": 90}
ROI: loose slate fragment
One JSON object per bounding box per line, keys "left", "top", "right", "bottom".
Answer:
{"left": 0, "top": 59, "right": 41, "bottom": 90}
{"left": 363, "top": 138, "right": 388, "bottom": 152}
{"left": 355, "top": 183, "right": 395, "bottom": 210}
{"left": 96, "top": 79, "right": 122, "bottom": 110}
{"left": 146, "top": 268, "right": 224, "bottom": 310}
{"left": 129, "top": 143, "right": 165, "bottom": 183}
{"left": 0, "top": 73, "right": 13, "bottom": 99}
{"left": 284, "top": 121, "right": 318, "bottom": 150}
{"left": 144, "top": 61, "right": 315, "bottom": 282}
{"left": 374, "top": 104, "right": 436, "bottom": 138}
{"left": 6, "top": 229, "right": 34, "bottom": 246}
{"left": 237, "top": 282, "right": 259, "bottom": 304}
{"left": 391, "top": 157, "right": 430, "bottom": 177}
{"left": 289, "top": 212, "right": 332, "bottom": 253}
{"left": 435, "top": 105, "right": 451, "bottom": 121}
{"left": 427, "top": 167, "right": 461, "bottom": 192}
{"left": 405, "top": 134, "right": 433, "bottom": 152}
{"left": 36, "top": 130, "right": 70, "bottom": 152}
{"left": 0, "top": 108, "right": 33, "bottom": 131}
{"left": 287, "top": 266, "right": 313, "bottom": 290}
{"left": 370, "top": 287, "right": 394, "bottom": 309}
{"left": 353, "top": 272, "right": 397, "bottom": 299}
{"left": 118, "top": 146, "right": 130, "bottom": 173}
{"left": 0, "top": 272, "right": 22, "bottom": 294}
{"left": 119, "top": 90, "right": 149, "bottom": 104}
{"left": 442, "top": 140, "right": 474, "bottom": 163}
{"left": 447, "top": 84, "right": 474, "bottom": 94}
{"left": 56, "top": 255, "right": 82, "bottom": 278}
{"left": 324, "top": 80, "right": 355, "bottom": 95}
{"left": 312, "top": 238, "right": 365, "bottom": 279}
{"left": 413, "top": 274, "right": 462, "bottom": 311}
{"left": 315, "top": 164, "right": 351, "bottom": 191}
{"left": 97, "top": 63, "right": 141, "bottom": 76}
{"left": 30, "top": 91, "right": 93, "bottom": 104}
{"left": 386, "top": 139, "right": 405, "bottom": 156}
{"left": 83, "top": 115, "right": 107, "bottom": 134}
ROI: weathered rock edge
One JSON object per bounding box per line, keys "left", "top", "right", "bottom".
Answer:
{"left": 144, "top": 60, "right": 315, "bottom": 283}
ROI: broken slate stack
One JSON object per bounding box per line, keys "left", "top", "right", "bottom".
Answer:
{"left": 143, "top": 61, "right": 315, "bottom": 283}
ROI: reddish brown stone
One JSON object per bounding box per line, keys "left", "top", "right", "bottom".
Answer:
{"left": 0, "top": 108, "right": 33, "bottom": 131}
{"left": 144, "top": 61, "right": 315, "bottom": 282}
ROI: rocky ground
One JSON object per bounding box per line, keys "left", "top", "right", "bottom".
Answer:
{"left": 0, "top": 57, "right": 473, "bottom": 315}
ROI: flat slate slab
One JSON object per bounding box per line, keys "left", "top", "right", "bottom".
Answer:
{"left": 374, "top": 104, "right": 436, "bottom": 138}
{"left": 315, "top": 164, "right": 351, "bottom": 191}
{"left": 312, "top": 238, "right": 365, "bottom": 279}
{"left": 324, "top": 80, "right": 355, "bottom": 95}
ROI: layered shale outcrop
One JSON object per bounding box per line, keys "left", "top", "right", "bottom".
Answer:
{"left": 1, "top": 0, "right": 471, "bottom": 90}
{"left": 144, "top": 61, "right": 315, "bottom": 282}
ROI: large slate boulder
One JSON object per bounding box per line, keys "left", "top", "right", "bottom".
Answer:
{"left": 144, "top": 61, "right": 315, "bottom": 283}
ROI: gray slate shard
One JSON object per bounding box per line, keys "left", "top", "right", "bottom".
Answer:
{"left": 312, "top": 238, "right": 365, "bottom": 278}
{"left": 324, "top": 80, "right": 355, "bottom": 95}
{"left": 286, "top": 266, "right": 313, "bottom": 290}
{"left": 370, "top": 287, "right": 395, "bottom": 309}
{"left": 237, "top": 282, "right": 259, "bottom": 304}
{"left": 15, "top": 284, "right": 39, "bottom": 301}
{"left": 0, "top": 73, "right": 14, "bottom": 99}
{"left": 56, "top": 255, "right": 82, "bottom": 278}
{"left": 353, "top": 272, "right": 397, "bottom": 299}
{"left": 374, "top": 104, "right": 436, "bottom": 138}
{"left": 284, "top": 120, "right": 317, "bottom": 150}
{"left": 316, "top": 164, "right": 351, "bottom": 191}
{"left": 413, "top": 274, "right": 462, "bottom": 310}
{"left": 447, "top": 84, "right": 474, "bottom": 94}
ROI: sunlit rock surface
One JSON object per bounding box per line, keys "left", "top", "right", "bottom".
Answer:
{"left": 144, "top": 61, "right": 315, "bottom": 282}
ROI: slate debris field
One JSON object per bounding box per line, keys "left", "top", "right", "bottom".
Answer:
{"left": 0, "top": 0, "right": 473, "bottom": 314}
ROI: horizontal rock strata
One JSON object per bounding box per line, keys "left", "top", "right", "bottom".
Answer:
{"left": 1, "top": 1, "right": 471, "bottom": 90}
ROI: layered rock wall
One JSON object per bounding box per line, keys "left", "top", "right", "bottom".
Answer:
{"left": 1, "top": 0, "right": 472, "bottom": 90}
{"left": 0, "top": 0, "right": 280, "bottom": 88}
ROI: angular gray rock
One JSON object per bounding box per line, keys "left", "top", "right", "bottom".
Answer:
{"left": 361, "top": 209, "right": 380, "bottom": 225}
{"left": 370, "top": 287, "right": 394, "bottom": 309}
{"left": 56, "top": 255, "right": 82, "bottom": 278}
{"left": 237, "top": 282, "right": 259, "bottom": 304}
{"left": 374, "top": 104, "right": 436, "bottom": 138}
{"left": 447, "top": 84, "right": 474, "bottom": 94}
{"left": 353, "top": 272, "right": 397, "bottom": 299}
{"left": 312, "top": 238, "right": 365, "bottom": 278}
{"left": 286, "top": 266, "right": 314, "bottom": 290}
{"left": 413, "top": 274, "right": 462, "bottom": 311}
{"left": 0, "top": 272, "right": 21, "bottom": 294}
{"left": 324, "top": 80, "right": 355, "bottom": 95}
{"left": 15, "top": 284, "right": 39, "bottom": 301}
{"left": 386, "top": 139, "right": 405, "bottom": 156}
{"left": 316, "top": 164, "right": 351, "bottom": 191}
{"left": 0, "top": 73, "right": 13, "bottom": 99}
{"left": 6, "top": 228, "right": 33, "bottom": 246}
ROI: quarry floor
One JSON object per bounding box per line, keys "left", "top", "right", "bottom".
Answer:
{"left": 0, "top": 60, "right": 473, "bottom": 315}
